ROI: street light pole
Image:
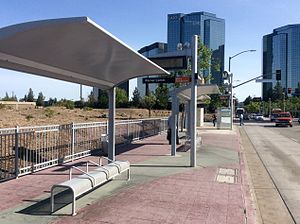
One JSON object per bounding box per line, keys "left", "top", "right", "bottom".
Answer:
{"left": 228, "top": 49, "right": 256, "bottom": 130}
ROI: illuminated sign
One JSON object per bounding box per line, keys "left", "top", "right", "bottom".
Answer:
{"left": 175, "top": 76, "right": 191, "bottom": 83}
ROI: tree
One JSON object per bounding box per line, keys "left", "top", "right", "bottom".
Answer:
{"left": 294, "top": 82, "right": 300, "bottom": 97}
{"left": 131, "top": 87, "right": 141, "bottom": 108}
{"left": 46, "top": 97, "right": 57, "bottom": 107}
{"left": 97, "top": 90, "right": 108, "bottom": 108}
{"left": 36, "top": 92, "right": 45, "bottom": 106}
{"left": 21, "top": 94, "right": 28, "bottom": 102}
{"left": 244, "top": 102, "right": 260, "bottom": 113}
{"left": 27, "top": 88, "right": 34, "bottom": 102}
{"left": 1, "top": 92, "right": 17, "bottom": 101}
{"left": 142, "top": 93, "right": 156, "bottom": 117}
{"left": 154, "top": 84, "right": 169, "bottom": 109}
{"left": 206, "top": 94, "right": 222, "bottom": 113}
{"left": 243, "top": 95, "right": 252, "bottom": 106}
{"left": 272, "top": 82, "right": 284, "bottom": 101}
{"left": 116, "top": 87, "right": 128, "bottom": 108}
{"left": 198, "top": 39, "right": 212, "bottom": 79}
{"left": 87, "top": 91, "right": 97, "bottom": 107}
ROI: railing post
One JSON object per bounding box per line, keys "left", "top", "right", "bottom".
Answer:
{"left": 127, "top": 120, "right": 130, "bottom": 140}
{"left": 158, "top": 119, "right": 161, "bottom": 135}
{"left": 106, "top": 120, "right": 109, "bottom": 135}
{"left": 71, "top": 122, "right": 75, "bottom": 161}
{"left": 15, "top": 126, "right": 19, "bottom": 178}
{"left": 142, "top": 120, "right": 145, "bottom": 140}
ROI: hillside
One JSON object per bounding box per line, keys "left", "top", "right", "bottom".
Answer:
{"left": 0, "top": 106, "right": 170, "bottom": 128}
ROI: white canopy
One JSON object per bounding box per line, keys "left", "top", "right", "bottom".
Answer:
{"left": 170, "top": 84, "right": 220, "bottom": 101}
{"left": 0, "top": 17, "right": 168, "bottom": 89}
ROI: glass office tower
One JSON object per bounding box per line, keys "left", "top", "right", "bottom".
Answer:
{"left": 137, "top": 42, "right": 168, "bottom": 97}
{"left": 167, "top": 12, "right": 225, "bottom": 85}
{"left": 262, "top": 24, "right": 300, "bottom": 100}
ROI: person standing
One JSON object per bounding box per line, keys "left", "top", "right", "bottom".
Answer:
{"left": 212, "top": 114, "right": 217, "bottom": 127}
{"left": 166, "top": 115, "right": 179, "bottom": 144}
{"left": 167, "top": 116, "right": 172, "bottom": 144}
{"left": 240, "top": 113, "right": 244, "bottom": 126}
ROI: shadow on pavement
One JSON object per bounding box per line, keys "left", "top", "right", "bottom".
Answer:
{"left": 17, "top": 189, "right": 73, "bottom": 216}
{"left": 131, "top": 164, "right": 190, "bottom": 168}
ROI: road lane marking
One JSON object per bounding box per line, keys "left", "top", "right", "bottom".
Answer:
{"left": 289, "top": 138, "right": 298, "bottom": 143}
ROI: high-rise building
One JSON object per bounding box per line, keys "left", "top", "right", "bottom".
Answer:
{"left": 262, "top": 24, "right": 300, "bottom": 100}
{"left": 167, "top": 12, "right": 225, "bottom": 84}
{"left": 137, "top": 42, "right": 168, "bottom": 97}
{"left": 136, "top": 11, "right": 225, "bottom": 97}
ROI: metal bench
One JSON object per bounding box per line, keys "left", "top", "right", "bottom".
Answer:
{"left": 51, "top": 157, "right": 130, "bottom": 216}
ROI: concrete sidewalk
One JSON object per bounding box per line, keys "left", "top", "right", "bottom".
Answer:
{"left": 0, "top": 128, "right": 258, "bottom": 224}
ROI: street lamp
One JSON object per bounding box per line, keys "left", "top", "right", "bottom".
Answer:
{"left": 228, "top": 49, "right": 256, "bottom": 130}
{"left": 228, "top": 49, "right": 256, "bottom": 72}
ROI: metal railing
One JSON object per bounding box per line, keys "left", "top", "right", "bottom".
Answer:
{"left": 0, "top": 118, "right": 168, "bottom": 182}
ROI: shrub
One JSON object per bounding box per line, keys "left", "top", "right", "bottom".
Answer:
{"left": 25, "top": 114, "right": 33, "bottom": 121}
{"left": 83, "top": 107, "right": 93, "bottom": 111}
{"left": 44, "top": 108, "right": 55, "bottom": 118}
{"left": 65, "top": 101, "right": 75, "bottom": 110}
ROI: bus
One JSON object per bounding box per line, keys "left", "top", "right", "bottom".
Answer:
{"left": 236, "top": 108, "right": 245, "bottom": 118}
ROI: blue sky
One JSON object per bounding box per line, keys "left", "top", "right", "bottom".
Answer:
{"left": 0, "top": 0, "right": 300, "bottom": 101}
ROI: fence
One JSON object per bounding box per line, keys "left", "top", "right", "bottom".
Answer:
{"left": 0, "top": 118, "right": 168, "bottom": 182}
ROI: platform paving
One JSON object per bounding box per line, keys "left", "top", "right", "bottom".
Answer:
{"left": 0, "top": 127, "right": 258, "bottom": 224}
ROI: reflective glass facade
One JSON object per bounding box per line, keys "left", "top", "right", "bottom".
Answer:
{"left": 137, "top": 42, "right": 168, "bottom": 97}
{"left": 263, "top": 24, "right": 300, "bottom": 100}
{"left": 167, "top": 12, "right": 225, "bottom": 85}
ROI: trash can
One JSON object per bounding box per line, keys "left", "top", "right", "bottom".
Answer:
{"left": 101, "top": 134, "right": 108, "bottom": 155}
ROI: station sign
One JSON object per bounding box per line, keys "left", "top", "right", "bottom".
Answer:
{"left": 142, "top": 76, "right": 191, "bottom": 84}
{"left": 219, "top": 95, "right": 229, "bottom": 100}
{"left": 175, "top": 76, "right": 191, "bottom": 83}
{"left": 142, "top": 77, "right": 175, "bottom": 84}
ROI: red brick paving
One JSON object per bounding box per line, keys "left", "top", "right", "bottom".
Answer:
{"left": 0, "top": 131, "right": 257, "bottom": 224}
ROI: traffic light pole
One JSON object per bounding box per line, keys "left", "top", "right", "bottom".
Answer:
{"left": 230, "top": 73, "right": 234, "bottom": 130}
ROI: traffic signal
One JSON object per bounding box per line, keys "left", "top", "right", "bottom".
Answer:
{"left": 276, "top": 70, "right": 281, "bottom": 80}
{"left": 222, "top": 71, "right": 232, "bottom": 80}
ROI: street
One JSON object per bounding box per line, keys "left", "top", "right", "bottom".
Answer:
{"left": 242, "top": 120, "right": 300, "bottom": 223}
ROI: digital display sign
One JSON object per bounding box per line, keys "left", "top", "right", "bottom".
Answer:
{"left": 149, "top": 56, "right": 187, "bottom": 70}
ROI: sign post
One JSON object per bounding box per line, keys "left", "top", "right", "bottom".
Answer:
{"left": 190, "top": 35, "right": 198, "bottom": 167}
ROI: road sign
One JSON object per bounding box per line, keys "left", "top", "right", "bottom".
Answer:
{"left": 255, "top": 79, "right": 273, "bottom": 83}
{"left": 175, "top": 76, "right": 191, "bottom": 83}
{"left": 142, "top": 77, "right": 175, "bottom": 84}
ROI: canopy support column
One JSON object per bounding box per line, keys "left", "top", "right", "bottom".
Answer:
{"left": 186, "top": 101, "right": 191, "bottom": 137}
{"left": 108, "top": 87, "right": 116, "bottom": 162}
{"left": 190, "top": 35, "right": 198, "bottom": 167}
{"left": 171, "top": 95, "right": 178, "bottom": 156}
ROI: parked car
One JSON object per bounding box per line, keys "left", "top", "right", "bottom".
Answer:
{"left": 298, "top": 117, "right": 300, "bottom": 124}
{"left": 255, "top": 114, "right": 264, "bottom": 121}
{"left": 275, "top": 112, "right": 293, "bottom": 127}
{"left": 249, "top": 113, "right": 257, "bottom": 120}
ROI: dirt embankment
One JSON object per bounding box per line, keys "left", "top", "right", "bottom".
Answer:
{"left": 0, "top": 106, "right": 171, "bottom": 128}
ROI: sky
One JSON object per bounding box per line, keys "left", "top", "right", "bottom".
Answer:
{"left": 0, "top": 0, "right": 300, "bottom": 101}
